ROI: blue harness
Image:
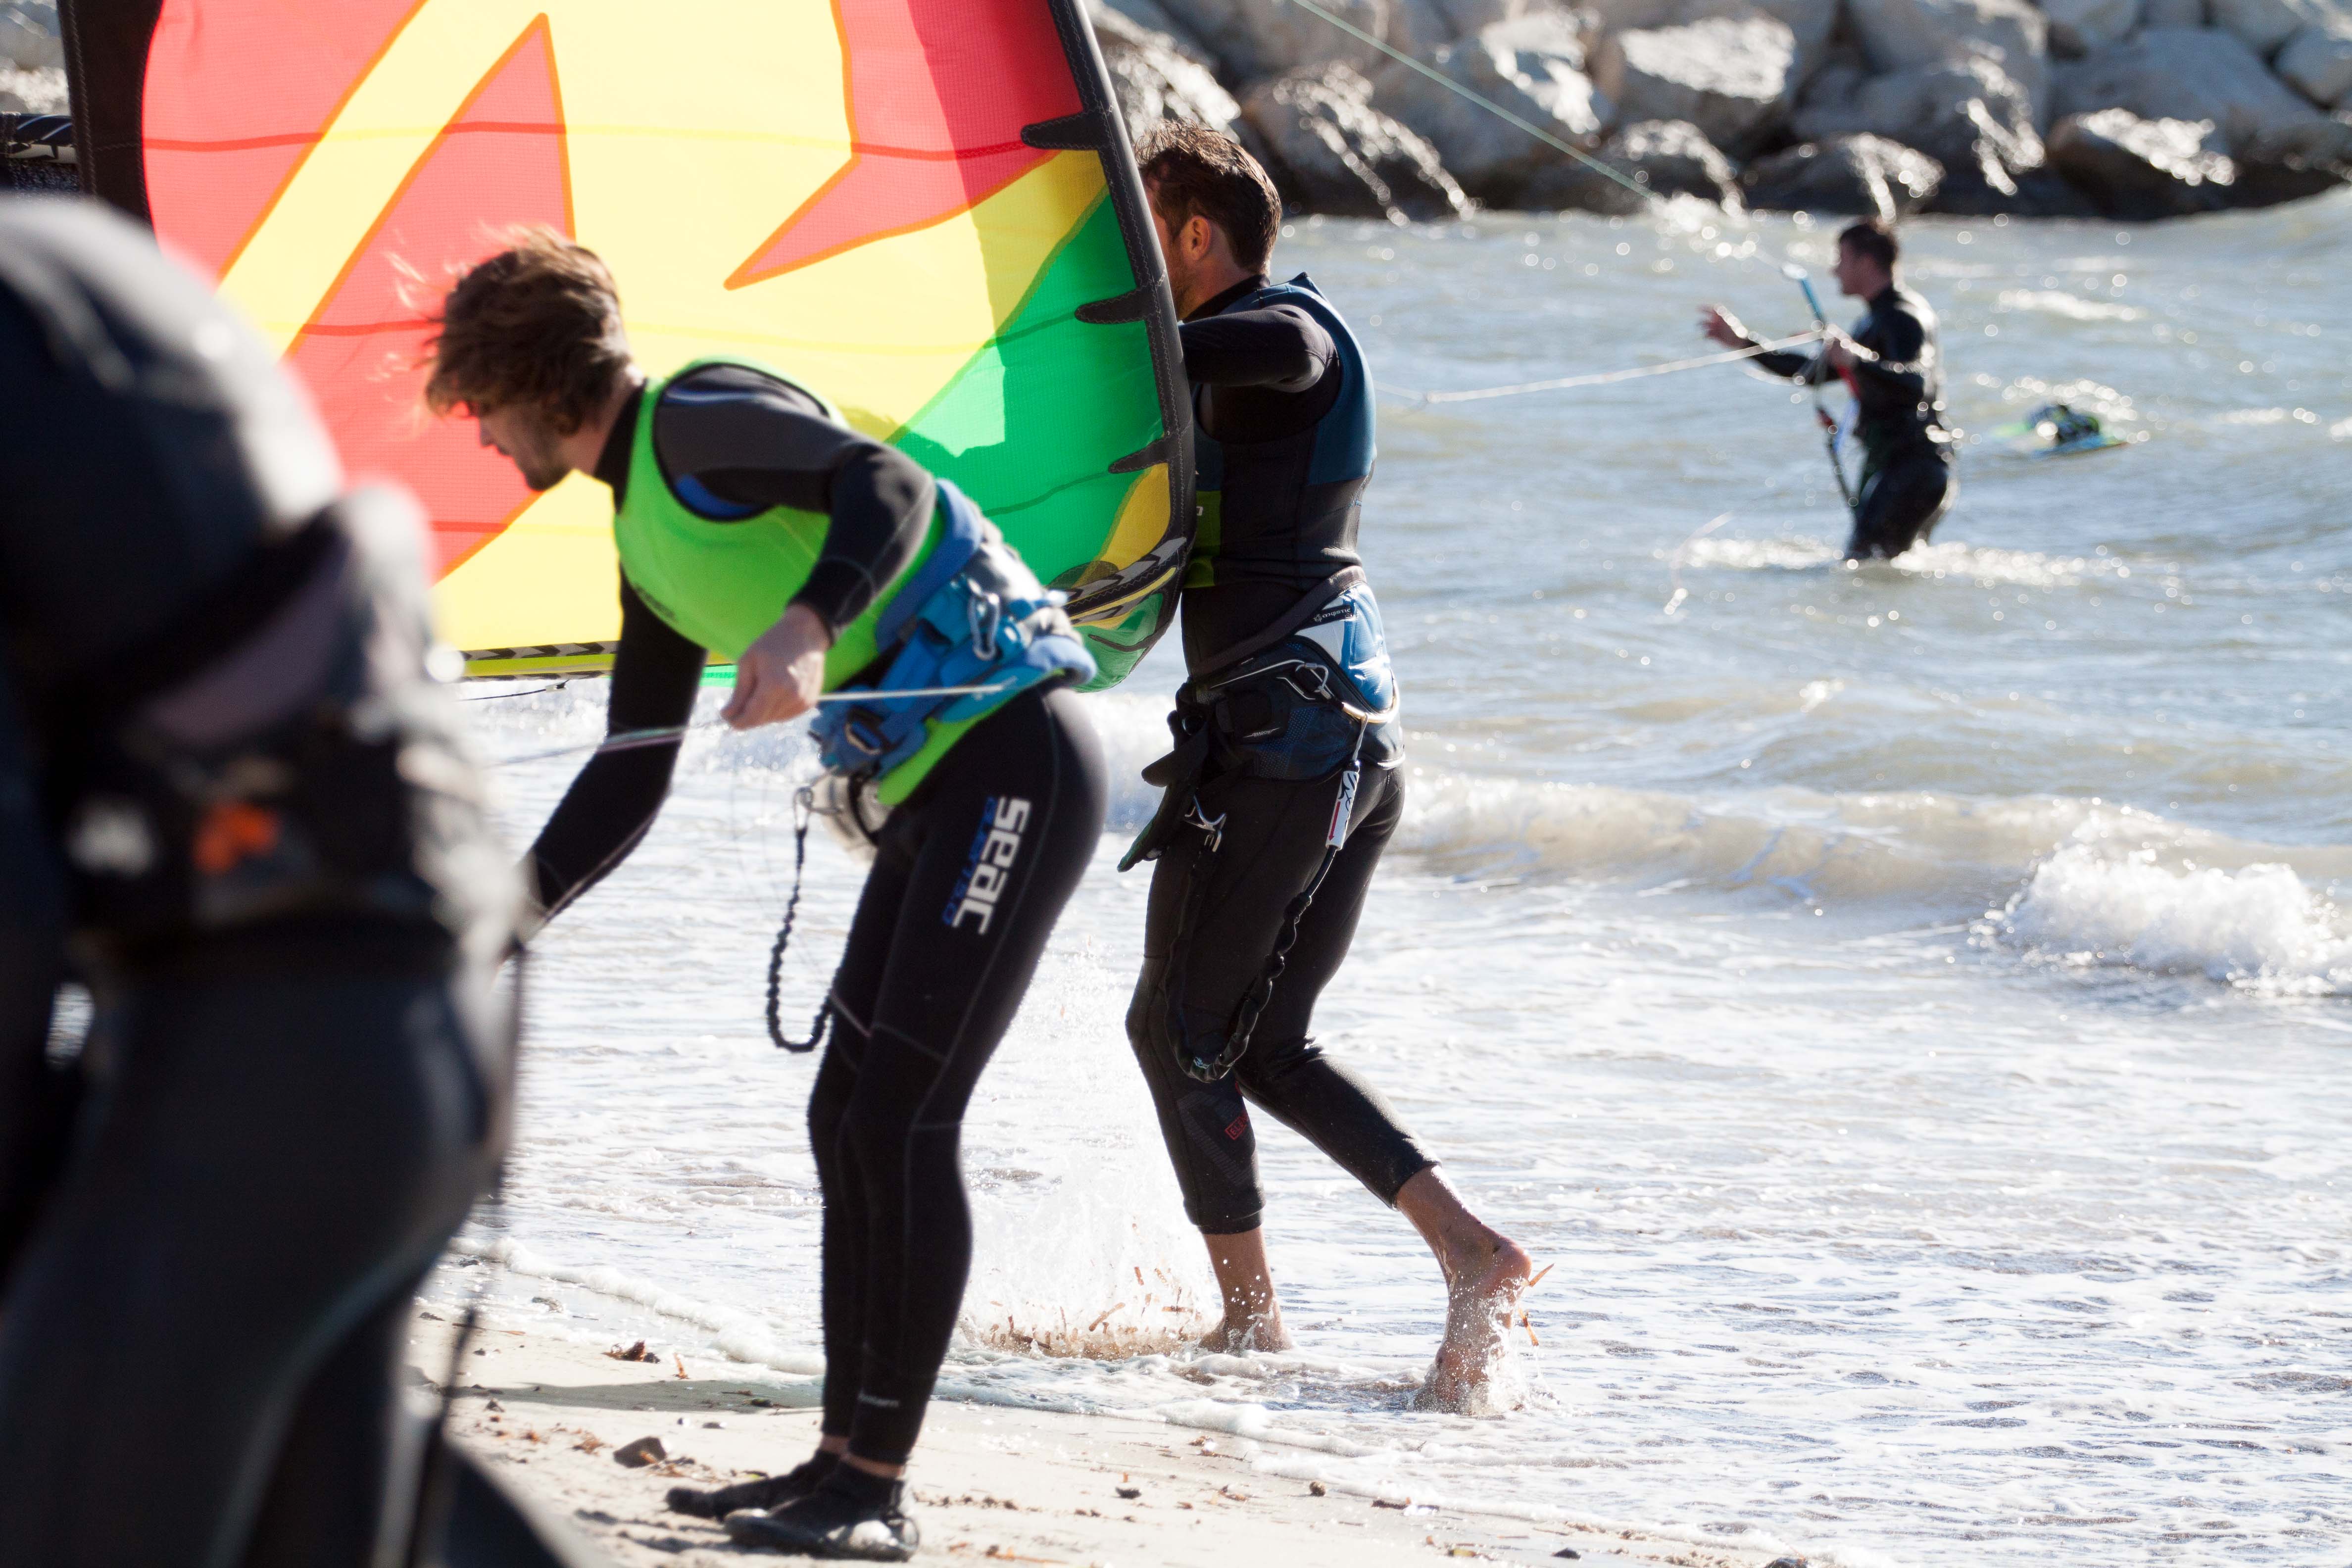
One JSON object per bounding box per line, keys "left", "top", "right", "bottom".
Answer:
{"left": 810, "top": 479, "right": 1095, "bottom": 781}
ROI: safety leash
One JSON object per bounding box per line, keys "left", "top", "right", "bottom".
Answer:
{"left": 763, "top": 785, "right": 835, "bottom": 1054}
{"left": 1179, "top": 724, "right": 1372, "bottom": 1084}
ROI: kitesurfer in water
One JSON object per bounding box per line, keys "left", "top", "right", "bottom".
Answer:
{"left": 1121, "top": 125, "right": 1533, "bottom": 1410}
{"left": 1701, "top": 218, "right": 1958, "bottom": 560}
{"left": 0, "top": 196, "right": 513, "bottom": 1567}
{"left": 425, "top": 231, "right": 1105, "bottom": 1561}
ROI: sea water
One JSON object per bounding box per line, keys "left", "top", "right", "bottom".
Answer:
{"left": 441, "top": 196, "right": 2352, "bottom": 1566}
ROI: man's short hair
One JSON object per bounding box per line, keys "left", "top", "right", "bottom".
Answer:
{"left": 422, "top": 228, "right": 631, "bottom": 434}
{"left": 1837, "top": 218, "right": 1900, "bottom": 272}
{"left": 1134, "top": 122, "right": 1282, "bottom": 274}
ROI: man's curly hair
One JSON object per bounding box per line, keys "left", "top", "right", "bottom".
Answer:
{"left": 422, "top": 228, "right": 631, "bottom": 433}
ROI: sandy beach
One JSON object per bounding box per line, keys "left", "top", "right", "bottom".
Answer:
{"left": 409, "top": 1312, "right": 1805, "bottom": 1568}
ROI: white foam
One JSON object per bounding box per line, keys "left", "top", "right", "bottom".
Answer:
{"left": 1997, "top": 844, "right": 2352, "bottom": 994}
{"left": 1995, "top": 289, "right": 2146, "bottom": 323}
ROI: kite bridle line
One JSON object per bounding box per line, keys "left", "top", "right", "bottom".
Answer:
{"left": 1277, "top": 0, "right": 1657, "bottom": 206}
{"left": 486, "top": 680, "right": 1017, "bottom": 770}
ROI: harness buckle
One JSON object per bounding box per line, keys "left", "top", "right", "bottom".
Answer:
{"left": 968, "top": 589, "right": 1003, "bottom": 661}
{"left": 1288, "top": 663, "right": 1336, "bottom": 703}
{"left": 1183, "top": 795, "right": 1226, "bottom": 854}
{"left": 841, "top": 712, "right": 887, "bottom": 757}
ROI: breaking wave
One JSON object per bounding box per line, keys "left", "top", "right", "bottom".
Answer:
{"left": 1993, "top": 845, "right": 2352, "bottom": 996}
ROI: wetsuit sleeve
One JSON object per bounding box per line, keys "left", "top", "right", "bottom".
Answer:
{"left": 1752, "top": 345, "right": 1824, "bottom": 382}
{"left": 1845, "top": 305, "right": 1932, "bottom": 403}
{"left": 652, "top": 366, "right": 934, "bottom": 637}
{"left": 522, "top": 579, "right": 704, "bottom": 924}
{"left": 1178, "top": 304, "right": 1334, "bottom": 393}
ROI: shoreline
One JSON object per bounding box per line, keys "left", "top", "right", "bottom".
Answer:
{"left": 408, "top": 1310, "right": 1807, "bottom": 1568}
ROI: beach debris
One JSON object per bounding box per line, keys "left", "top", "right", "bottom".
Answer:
{"left": 605, "top": 1340, "right": 656, "bottom": 1362}
{"left": 1115, "top": 1486, "right": 1141, "bottom": 1500}
{"left": 1373, "top": 1497, "right": 1410, "bottom": 1510}
{"left": 1764, "top": 1560, "right": 1808, "bottom": 1568}
{"left": 419, "top": 1310, "right": 442, "bottom": 1321}
{"left": 1553, "top": 1551, "right": 1581, "bottom": 1561}
{"left": 1526, "top": 1264, "right": 1554, "bottom": 1292}
{"left": 574, "top": 1434, "right": 606, "bottom": 1455}
{"left": 1309, "top": 1481, "right": 1328, "bottom": 1497}
{"left": 1520, "top": 1312, "right": 1541, "bottom": 1348}
{"left": 673, "top": 1352, "right": 689, "bottom": 1379}
{"left": 612, "top": 1436, "right": 668, "bottom": 1468}
{"left": 702, "top": 1421, "right": 724, "bottom": 1429}
{"left": 745, "top": 1395, "right": 773, "bottom": 1407}
{"left": 485, "top": 1398, "right": 504, "bottom": 1412}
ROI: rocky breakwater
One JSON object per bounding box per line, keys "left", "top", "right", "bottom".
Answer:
{"left": 1091, "top": 0, "right": 2352, "bottom": 219}
{"left": 1, "top": 1, "right": 65, "bottom": 115}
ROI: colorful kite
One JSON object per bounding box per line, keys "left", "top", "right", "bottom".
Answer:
{"left": 63, "top": 0, "right": 1192, "bottom": 686}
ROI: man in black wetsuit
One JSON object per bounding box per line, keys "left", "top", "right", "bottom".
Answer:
{"left": 0, "top": 197, "right": 513, "bottom": 1565}
{"left": 1120, "top": 126, "right": 1531, "bottom": 1410}
{"left": 1702, "top": 218, "right": 1958, "bottom": 559}
{"left": 424, "top": 233, "right": 1104, "bottom": 1560}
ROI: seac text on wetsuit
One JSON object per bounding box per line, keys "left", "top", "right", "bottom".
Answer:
{"left": 1123, "top": 273, "right": 1432, "bottom": 1235}
{"left": 525, "top": 359, "right": 1106, "bottom": 1472}
{"left": 0, "top": 196, "right": 513, "bottom": 1568}
{"left": 1758, "top": 282, "right": 1958, "bottom": 559}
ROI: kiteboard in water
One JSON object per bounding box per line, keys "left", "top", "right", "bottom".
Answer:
{"left": 62, "top": 0, "right": 1192, "bottom": 688}
{"left": 1985, "top": 402, "right": 2128, "bottom": 459}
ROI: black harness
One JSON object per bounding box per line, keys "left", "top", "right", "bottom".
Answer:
{"left": 1123, "top": 576, "right": 1400, "bottom": 1084}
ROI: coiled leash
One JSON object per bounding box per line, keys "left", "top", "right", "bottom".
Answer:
{"left": 763, "top": 784, "right": 835, "bottom": 1054}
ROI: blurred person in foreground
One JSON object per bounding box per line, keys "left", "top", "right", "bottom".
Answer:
{"left": 0, "top": 196, "right": 513, "bottom": 1565}
{"left": 1119, "top": 124, "right": 1534, "bottom": 1411}
{"left": 1701, "top": 217, "right": 1958, "bottom": 560}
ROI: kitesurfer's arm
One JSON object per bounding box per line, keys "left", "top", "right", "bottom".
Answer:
{"left": 1177, "top": 303, "right": 1334, "bottom": 393}
{"left": 1700, "top": 304, "right": 1818, "bottom": 383}
{"left": 651, "top": 363, "right": 935, "bottom": 639}
{"left": 520, "top": 579, "right": 705, "bottom": 931}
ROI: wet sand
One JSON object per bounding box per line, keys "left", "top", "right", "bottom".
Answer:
{"left": 408, "top": 1312, "right": 1800, "bottom": 1568}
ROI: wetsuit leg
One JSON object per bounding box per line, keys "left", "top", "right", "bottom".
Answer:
{"left": 1126, "top": 764, "right": 1432, "bottom": 1234}
{"left": 1846, "top": 452, "right": 1956, "bottom": 560}
{"left": 805, "top": 686, "right": 1105, "bottom": 1466}
{"left": 0, "top": 674, "right": 69, "bottom": 1279}
{"left": 0, "top": 961, "right": 503, "bottom": 1568}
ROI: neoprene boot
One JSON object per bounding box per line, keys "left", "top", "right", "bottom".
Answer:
{"left": 724, "top": 1467, "right": 920, "bottom": 1561}
{"left": 667, "top": 1454, "right": 836, "bottom": 1519}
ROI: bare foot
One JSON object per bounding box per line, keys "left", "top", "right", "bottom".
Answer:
{"left": 1415, "top": 1233, "right": 1536, "bottom": 1412}
{"left": 1197, "top": 1228, "right": 1293, "bottom": 1353}
{"left": 1197, "top": 1312, "right": 1295, "bottom": 1355}
{"left": 1394, "top": 1168, "right": 1536, "bottom": 1413}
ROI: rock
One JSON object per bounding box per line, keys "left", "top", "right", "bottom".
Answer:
{"left": 1239, "top": 62, "right": 1475, "bottom": 219}
{"left": 1740, "top": 132, "right": 1947, "bottom": 218}
{"left": 2052, "top": 27, "right": 2326, "bottom": 149}
{"left": 2046, "top": 107, "right": 2240, "bottom": 214}
{"left": 2276, "top": 19, "right": 2352, "bottom": 104}
{"left": 0, "top": 2, "right": 58, "bottom": 71}
{"left": 1519, "top": 116, "right": 1744, "bottom": 209}
{"left": 1843, "top": 0, "right": 2049, "bottom": 117}
{"left": 1153, "top": 0, "right": 1375, "bottom": 78}
{"left": 2140, "top": 0, "right": 2206, "bottom": 20}
{"left": 612, "top": 1435, "right": 668, "bottom": 1468}
{"left": 1369, "top": 14, "right": 1610, "bottom": 202}
{"left": 1584, "top": 0, "right": 1841, "bottom": 81}
{"left": 2040, "top": 0, "right": 2143, "bottom": 56}
{"left": 1793, "top": 55, "right": 2044, "bottom": 206}
{"left": 2207, "top": 0, "right": 2350, "bottom": 56}
{"left": 1591, "top": 13, "right": 1799, "bottom": 152}
{"left": 0, "top": 63, "right": 65, "bottom": 114}
{"left": 1093, "top": 5, "right": 1246, "bottom": 140}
